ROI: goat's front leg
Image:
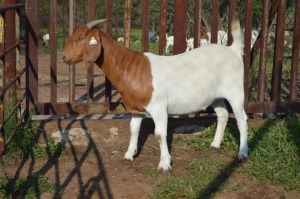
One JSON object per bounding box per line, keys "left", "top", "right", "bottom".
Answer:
{"left": 124, "top": 115, "right": 144, "bottom": 161}
{"left": 151, "top": 110, "right": 172, "bottom": 172}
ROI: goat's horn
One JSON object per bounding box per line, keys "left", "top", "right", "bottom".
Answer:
{"left": 86, "top": 19, "right": 110, "bottom": 29}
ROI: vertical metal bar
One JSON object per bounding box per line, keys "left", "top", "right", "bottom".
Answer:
{"left": 106, "top": 0, "right": 113, "bottom": 36}
{"left": 88, "top": 0, "right": 94, "bottom": 22}
{"left": 115, "top": 0, "right": 118, "bottom": 38}
{"left": 87, "top": 0, "right": 95, "bottom": 102}
{"left": 69, "top": 0, "right": 75, "bottom": 103}
{"left": 2, "top": 0, "right": 17, "bottom": 155}
{"left": 83, "top": 0, "right": 86, "bottom": 23}
{"left": 289, "top": 0, "right": 300, "bottom": 100}
{"left": 158, "top": 0, "right": 167, "bottom": 55}
{"left": 105, "top": 0, "right": 113, "bottom": 104}
{"left": 5, "top": 0, "right": 17, "bottom": 144}
{"left": 194, "top": 0, "right": 201, "bottom": 48}
{"left": 25, "top": 0, "right": 38, "bottom": 115}
{"left": 142, "top": 0, "right": 149, "bottom": 52}
{"left": 257, "top": 0, "right": 269, "bottom": 102}
{"left": 271, "top": 0, "right": 286, "bottom": 102}
{"left": 227, "top": 0, "right": 236, "bottom": 45}
{"left": 50, "top": 0, "right": 57, "bottom": 103}
{"left": 0, "top": 13, "right": 4, "bottom": 155}
{"left": 211, "top": 0, "right": 219, "bottom": 44}
{"left": 124, "top": 0, "right": 131, "bottom": 48}
{"left": 243, "top": 0, "right": 253, "bottom": 102}
{"left": 16, "top": 8, "right": 21, "bottom": 124}
{"left": 4, "top": 0, "right": 17, "bottom": 121}
{"left": 173, "top": 0, "right": 187, "bottom": 54}
{"left": 250, "top": 0, "right": 280, "bottom": 66}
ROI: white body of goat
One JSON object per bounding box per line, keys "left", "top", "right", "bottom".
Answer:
{"left": 63, "top": 19, "right": 248, "bottom": 172}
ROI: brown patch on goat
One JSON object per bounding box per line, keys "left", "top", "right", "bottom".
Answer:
{"left": 63, "top": 25, "right": 153, "bottom": 113}
{"left": 97, "top": 32, "right": 153, "bottom": 113}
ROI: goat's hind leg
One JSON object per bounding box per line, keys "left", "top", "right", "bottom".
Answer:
{"left": 229, "top": 100, "right": 248, "bottom": 160}
{"left": 210, "top": 99, "right": 229, "bottom": 149}
{"left": 124, "top": 115, "right": 144, "bottom": 161}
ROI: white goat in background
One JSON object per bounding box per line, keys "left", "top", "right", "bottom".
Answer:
{"left": 166, "top": 34, "right": 174, "bottom": 54}
{"left": 186, "top": 37, "right": 194, "bottom": 51}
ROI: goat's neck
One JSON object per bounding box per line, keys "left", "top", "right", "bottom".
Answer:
{"left": 95, "top": 31, "right": 153, "bottom": 112}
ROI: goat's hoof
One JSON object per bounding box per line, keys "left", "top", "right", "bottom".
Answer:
{"left": 157, "top": 166, "right": 172, "bottom": 174}
{"left": 158, "top": 162, "right": 172, "bottom": 173}
{"left": 210, "top": 146, "right": 219, "bottom": 153}
{"left": 238, "top": 155, "right": 248, "bottom": 163}
{"left": 124, "top": 152, "right": 134, "bottom": 161}
{"left": 238, "top": 147, "right": 248, "bottom": 162}
{"left": 159, "top": 169, "right": 170, "bottom": 175}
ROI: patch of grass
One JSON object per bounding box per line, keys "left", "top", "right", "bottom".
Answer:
{"left": 5, "top": 119, "right": 65, "bottom": 160}
{"left": 187, "top": 123, "right": 239, "bottom": 156}
{"left": 246, "top": 116, "right": 300, "bottom": 190}
{"left": 140, "top": 164, "right": 160, "bottom": 182}
{"left": 0, "top": 173, "right": 61, "bottom": 199}
{"left": 154, "top": 158, "right": 232, "bottom": 199}
{"left": 148, "top": 115, "right": 300, "bottom": 198}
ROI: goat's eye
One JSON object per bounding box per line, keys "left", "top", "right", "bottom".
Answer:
{"left": 77, "top": 37, "right": 83, "bottom": 42}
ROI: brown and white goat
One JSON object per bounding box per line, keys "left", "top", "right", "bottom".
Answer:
{"left": 63, "top": 19, "right": 248, "bottom": 172}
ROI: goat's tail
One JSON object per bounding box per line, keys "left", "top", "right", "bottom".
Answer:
{"left": 230, "top": 18, "right": 243, "bottom": 57}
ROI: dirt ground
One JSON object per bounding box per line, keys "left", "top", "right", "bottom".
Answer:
{"left": 2, "top": 118, "right": 300, "bottom": 199}
{"left": 2, "top": 49, "right": 299, "bottom": 198}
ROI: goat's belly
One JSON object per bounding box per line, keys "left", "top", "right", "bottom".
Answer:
{"left": 167, "top": 97, "right": 214, "bottom": 115}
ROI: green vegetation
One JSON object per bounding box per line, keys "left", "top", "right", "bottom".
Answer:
{"left": 140, "top": 115, "right": 300, "bottom": 199}
{"left": 0, "top": 174, "right": 59, "bottom": 199}
{"left": 0, "top": 119, "right": 65, "bottom": 198}
{"left": 246, "top": 115, "right": 300, "bottom": 190}
{"left": 3, "top": 96, "right": 17, "bottom": 140}
{"left": 5, "top": 119, "right": 65, "bottom": 160}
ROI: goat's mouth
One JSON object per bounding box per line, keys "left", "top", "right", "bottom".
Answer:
{"left": 62, "top": 56, "right": 73, "bottom": 65}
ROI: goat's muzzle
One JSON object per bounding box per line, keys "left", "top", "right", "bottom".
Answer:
{"left": 62, "top": 55, "right": 72, "bottom": 65}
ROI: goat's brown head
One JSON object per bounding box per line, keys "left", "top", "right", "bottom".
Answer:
{"left": 62, "top": 19, "right": 109, "bottom": 68}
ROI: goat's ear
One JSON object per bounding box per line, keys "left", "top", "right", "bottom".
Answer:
{"left": 82, "top": 29, "right": 101, "bottom": 68}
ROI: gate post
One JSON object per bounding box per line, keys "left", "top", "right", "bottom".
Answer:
{"left": 124, "top": 0, "right": 131, "bottom": 48}
{"left": 50, "top": 0, "right": 57, "bottom": 103}
{"left": 2, "top": 0, "right": 18, "bottom": 155}
{"left": 173, "top": 0, "right": 187, "bottom": 54}
{"left": 25, "top": 0, "right": 38, "bottom": 116}
{"left": 289, "top": 0, "right": 300, "bottom": 100}
{"left": 69, "top": 0, "right": 75, "bottom": 103}
{"left": 142, "top": 0, "right": 149, "bottom": 52}
{"left": 158, "top": 0, "right": 167, "bottom": 55}
{"left": 271, "top": 0, "right": 286, "bottom": 103}
{"left": 0, "top": 13, "right": 4, "bottom": 154}
{"left": 105, "top": 0, "right": 113, "bottom": 105}
{"left": 210, "top": 0, "right": 219, "bottom": 44}
{"left": 87, "top": 0, "right": 95, "bottom": 102}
